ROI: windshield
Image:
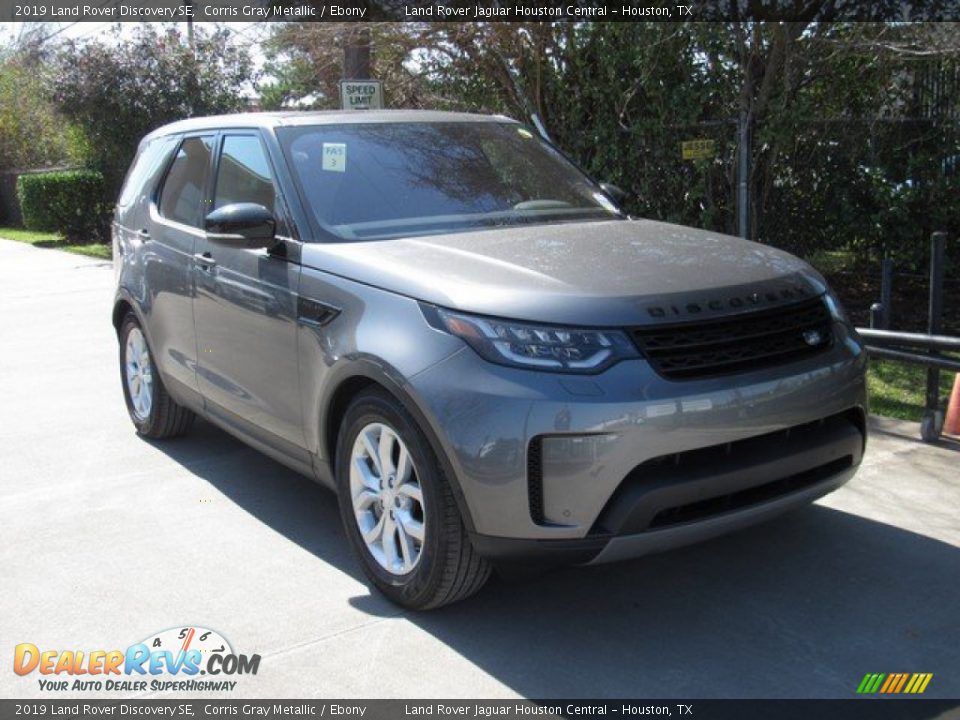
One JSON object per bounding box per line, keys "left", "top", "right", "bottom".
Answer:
{"left": 277, "top": 121, "right": 623, "bottom": 241}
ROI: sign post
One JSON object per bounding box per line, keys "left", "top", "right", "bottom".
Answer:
{"left": 339, "top": 80, "right": 383, "bottom": 111}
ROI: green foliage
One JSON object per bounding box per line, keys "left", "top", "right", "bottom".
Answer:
{"left": 48, "top": 25, "right": 254, "bottom": 198}
{"left": 0, "top": 225, "right": 111, "bottom": 259}
{"left": 260, "top": 25, "right": 427, "bottom": 110}
{"left": 743, "top": 24, "right": 960, "bottom": 272}
{"left": 0, "top": 60, "right": 76, "bottom": 170}
{"left": 416, "top": 22, "right": 958, "bottom": 272}
{"left": 868, "top": 359, "right": 957, "bottom": 422}
{"left": 17, "top": 170, "right": 106, "bottom": 243}
{"left": 260, "top": 56, "right": 322, "bottom": 110}
{"left": 269, "top": 23, "right": 953, "bottom": 273}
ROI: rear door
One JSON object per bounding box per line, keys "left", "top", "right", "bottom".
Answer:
{"left": 192, "top": 131, "right": 306, "bottom": 456}
{"left": 143, "top": 133, "right": 216, "bottom": 403}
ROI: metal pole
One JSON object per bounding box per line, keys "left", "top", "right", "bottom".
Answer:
{"left": 184, "top": 0, "right": 193, "bottom": 48}
{"left": 869, "top": 303, "right": 883, "bottom": 329}
{"left": 858, "top": 328, "right": 960, "bottom": 352}
{"left": 870, "top": 303, "right": 883, "bottom": 330}
{"left": 737, "top": 108, "right": 749, "bottom": 240}
{"left": 922, "top": 231, "right": 947, "bottom": 441}
{"left": 880, "top": 258, "right": 893, "bottom": 329}
{"left": 343, "top": 27, "right": 371, "bottom": 81}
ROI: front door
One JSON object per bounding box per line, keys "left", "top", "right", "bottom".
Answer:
{"left": 192, "top": 132, "right": 305, "bottom": 454}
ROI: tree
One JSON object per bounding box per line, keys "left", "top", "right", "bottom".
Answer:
{"left": 263, "top": 20, "right": 957, "bottom": 270}
{"left": 260, "top": 23, "right": 430, "bottom": 110}
{"left": 48, "top": 24, "right": 255, "bottom": 196}
{"left": 0, "top": 60, "right": 76, "bottom": 171}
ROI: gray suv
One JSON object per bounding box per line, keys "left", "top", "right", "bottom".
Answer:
{"left": 113, "top": 111, "right": 867, "bottom": 609}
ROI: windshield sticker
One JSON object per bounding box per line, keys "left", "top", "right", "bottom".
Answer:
{"left": 517, "top": 127, "right": 534, "bottom": 139}
{"left": 322, "top": 143, "right": 346, "bottom": 173}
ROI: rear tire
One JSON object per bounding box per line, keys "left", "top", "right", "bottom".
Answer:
{"left": 335, "top": 388, "right": 490, "bottom": 609}
{"left": 119, "top": 312, "right": 195, "bottom": 439}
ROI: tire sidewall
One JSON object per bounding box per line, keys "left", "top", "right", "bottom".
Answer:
{"left": 335, "top": 390, "right": 448, "bottom": 608}
{"left": 119, "top": 314, "right": 158, "bottom": 436}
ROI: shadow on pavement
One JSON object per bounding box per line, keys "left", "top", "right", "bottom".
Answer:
{"left": 156, "top": 419, "right": 960, "bottom": 699}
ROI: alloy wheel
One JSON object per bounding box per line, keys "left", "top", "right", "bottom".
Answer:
{"left": 124, "top": 327, "right": 153, "bottom": 421}
{"left": 349, "top": 422, "right": 426, "bottom": 575}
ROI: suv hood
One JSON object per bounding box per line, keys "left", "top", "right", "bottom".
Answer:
{"left": 300, "top": 219, "right": 827, "bottom": 327}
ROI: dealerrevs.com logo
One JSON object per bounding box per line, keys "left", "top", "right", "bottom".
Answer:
{"left": 14, "top": 626, "right": 260, "bottom": 693}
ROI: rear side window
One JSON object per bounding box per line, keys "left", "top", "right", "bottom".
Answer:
{"left": 117, "top": 136, "right": 176, "bottom": 208}
{"left": 214, "top": 135, "right": 277, "bottom": 214}
{"left": 159, "top": 136, "right": 214, "bottom": 227}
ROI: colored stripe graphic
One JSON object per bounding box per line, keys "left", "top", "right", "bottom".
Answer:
{"left": 905, "top": 673, "right": 933, "bottom": 694}
{"left": 857, "top": 673, "right": 886, "bottom": 694}
{"left": 857, "top": 673, "right": 933, "bottom": 694}
{"left": 893, "top": 673, "right": 910, "bottom": 693}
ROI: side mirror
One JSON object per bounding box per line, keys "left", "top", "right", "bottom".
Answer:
{"left": 599, "top": 182, "right": 628, "bottom": 207}
{"left": 204, "top": 203, "right": 276, "bottom": 249}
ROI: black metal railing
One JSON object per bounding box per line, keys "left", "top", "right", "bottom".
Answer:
{"left": 857, "top": 231, "right": 958, "bottom": 442}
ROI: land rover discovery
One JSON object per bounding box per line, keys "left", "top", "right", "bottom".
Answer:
{"left": 112, "top": 111, "right": 867, "bottom": 609}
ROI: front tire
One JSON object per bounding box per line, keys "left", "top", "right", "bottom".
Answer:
{"left": 335, "top": 388, "right": 490, "bottom": 609}
{"left": 119, "top": 312, "right": 195, "bottom": 439}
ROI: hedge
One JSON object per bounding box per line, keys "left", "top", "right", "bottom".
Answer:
{"left": 16, "top": 169, "right": 106, "bottom": 243}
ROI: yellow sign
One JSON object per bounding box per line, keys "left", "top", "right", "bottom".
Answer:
{"left": 681, "top": 139, "right": 716, "bottom": 161}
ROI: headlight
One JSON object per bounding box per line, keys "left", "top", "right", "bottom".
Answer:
{"left": 433, "top": 307, "right": 639, "bottom": 373}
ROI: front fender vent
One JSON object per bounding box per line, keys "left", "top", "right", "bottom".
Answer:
{"left": 297, "top": 297, "right": 340, "bottom": 328}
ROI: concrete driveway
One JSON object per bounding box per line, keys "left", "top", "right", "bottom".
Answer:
{"left": 1, "top": 238, "right": 958, "bottom": 700}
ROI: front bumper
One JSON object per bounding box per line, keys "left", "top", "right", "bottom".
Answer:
{"left": 408, "top": 320, "right": 867, "bottom": 563}
{"left": 469, "top": 411, "right": 862, "bottom": 566}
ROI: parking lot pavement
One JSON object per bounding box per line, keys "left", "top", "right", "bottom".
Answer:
{"left": 1, "top": 237, "right": 958, "bottom": 700}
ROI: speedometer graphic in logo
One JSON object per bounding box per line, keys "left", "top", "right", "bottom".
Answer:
{"left": 124, "top": 625, "right": 260, "bottom": 679}
{"left": 138, "top": 626, "right": 233, "bottom": 667}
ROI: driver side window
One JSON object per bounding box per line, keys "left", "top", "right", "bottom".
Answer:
{"left": 214, "top": 135, "right": 277, "bottom": 215}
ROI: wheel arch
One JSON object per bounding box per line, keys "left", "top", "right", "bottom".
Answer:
{"left": 319, "top": 362, "right": 477, "bottom": 533}
{"left": 112, "top": 289, "right": 147, "bottom": 335}
{"left": 112, "top": 291, "right": 177, "bottom": 404}
{"left": 112, "top": 297, "right": 134, "bottom": 332}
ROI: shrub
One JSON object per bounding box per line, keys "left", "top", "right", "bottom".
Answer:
{"left": 50, "top": 25, "right": 253, "bottom": 198}
{"left": 16, "top": 170, "right": 106, "bottom": 243}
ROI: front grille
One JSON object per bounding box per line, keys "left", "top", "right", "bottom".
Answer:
{"left": 631, "top": 297, "right": 833, "bottom": 380}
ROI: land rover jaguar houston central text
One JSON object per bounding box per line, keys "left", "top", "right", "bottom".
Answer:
{"left": 112, "top": 111, "right": 867, "bottom": 609}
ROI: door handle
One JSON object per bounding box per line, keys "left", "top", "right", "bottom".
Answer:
{"left": 194, "top": 252, "right": 216, "bottom": 270}
{"left": 137, "top": 228, "right": 150, "bottom": 240}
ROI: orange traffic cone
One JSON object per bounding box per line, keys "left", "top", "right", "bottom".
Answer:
{"left": 945, "top": 373, "right": 960, "bottom": 437}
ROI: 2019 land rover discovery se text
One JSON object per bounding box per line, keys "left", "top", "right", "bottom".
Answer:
{"left": 113, "top": 111, "right": 867, "bottom": 609}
